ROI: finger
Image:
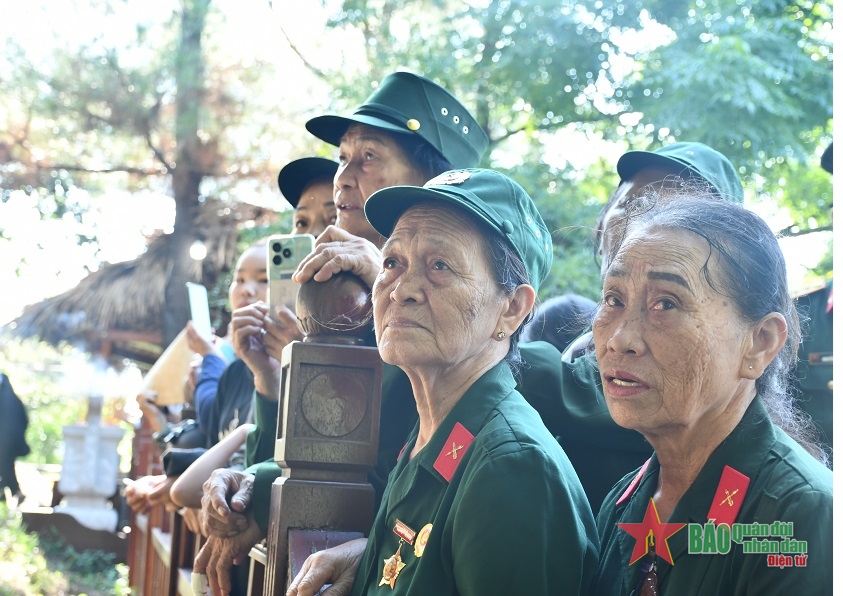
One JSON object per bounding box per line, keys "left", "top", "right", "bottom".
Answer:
{"left": 212, "top": 545, "right": 233, "bottom": 596}
{"left": 229, "top": 476, "right": 254, "bottom": 513}
{"left": 194, "top": 539, "right": 212, "bottom": 574}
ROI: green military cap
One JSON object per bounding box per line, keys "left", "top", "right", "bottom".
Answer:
{"left": 306, "top": 72, "right": 489, "bottom": 169}
{"left": 365, "top": 169, "right": 552, "bottom": 290}
{"left": 617, "top": 141, "right": 744, "bottom": 203}
{"left": 277, "top": 157, "right": 338, "bottom": 208}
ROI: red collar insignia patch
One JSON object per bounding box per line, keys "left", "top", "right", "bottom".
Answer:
{"left": 616, "top": 457, "right": 652, "bottom": 506}
{"left": 433, "top": 422, "right": 474, "bottom": 482}
{"left": 705, "top": 465, "right": 750, "bottom": 526}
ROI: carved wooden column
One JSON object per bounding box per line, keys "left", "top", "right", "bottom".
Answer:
{"left": 262, "top": 272, "right": 382, "bottom": 595}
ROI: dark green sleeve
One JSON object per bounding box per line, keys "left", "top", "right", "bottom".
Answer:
{"left": 242, "top": 458, "right": 283, "bottom": 534}
{"left": 517, "top": 341, "right": 652, "bottom": 513}
{"left": 244, "top": 390, "right": 278, "bottom": 468}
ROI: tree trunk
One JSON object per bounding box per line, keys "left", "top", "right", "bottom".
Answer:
{"left": 163, "top": 0, "right": 211, "bottom": 346}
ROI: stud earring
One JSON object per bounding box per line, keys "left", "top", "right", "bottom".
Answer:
{"left": 496, "top": 331, "right": 506, "bottom": 341}
{"left": 748, "top": 364, "right": 754, "bottom": 370}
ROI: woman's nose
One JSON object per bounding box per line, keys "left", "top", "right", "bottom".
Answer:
{"left": 605, "top": 314, "right": 645, "bottom": 356}
{"left": 389, "top": 271, "right": 424, "bottom": 304}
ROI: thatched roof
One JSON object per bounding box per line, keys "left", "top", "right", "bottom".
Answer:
{"left": 3, "top": 199, "right": 273, "bottom": 365}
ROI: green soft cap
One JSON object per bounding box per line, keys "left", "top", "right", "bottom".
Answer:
{"left": 306, "top": 72, "right": 489, "bottom": 169}
{"left": 365, "top": 169, "right": 552, "bottom": 290}
{"left": 617, "top": 142, "right": 744, "bottom": 203}
{"left": 277, "top": 157, "right": 338, "bottom": 208}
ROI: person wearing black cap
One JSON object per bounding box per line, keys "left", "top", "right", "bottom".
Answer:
{"left": 277, "top": 157, "right": 338, "bottom": 237}
{"left": 521, "top": 293, "right": 598, "bottom": 354}
{"left": 288, "top": 169, "right": 597, "bottom": 595}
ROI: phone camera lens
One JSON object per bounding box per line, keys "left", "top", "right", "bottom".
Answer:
{"left": 282, "top": 248, "right": 293, "bottom": 258}
{"left": 272, "top": 242, "right": 282, "bottom": 253}
{"left": 272, "top": 255, "right": 282, "bottom": 266}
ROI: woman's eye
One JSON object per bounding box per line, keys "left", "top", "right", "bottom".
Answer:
{"left": 364, "top": 151, "right": 376, "bottom": 161}
{"left": 433, "top": 260, "right": 449, "bottom": 271}
{"left": 654, "top": 299, "right": 676, "bottom": 311}
{"left": 383, "top": 257, "right": 398, "bottom": 269}
{"left": 295, "top": 219, "right": 307, "bottom": 229}
{"left": 603, "top": 294, "right": 622, "bottom": 307}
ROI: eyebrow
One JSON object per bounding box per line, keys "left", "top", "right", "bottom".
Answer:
{"left": 605, "top": 268, "right": 692, "bottom": 291}
{"left": 339, "top": 132, "right": 390, "bottom": 147}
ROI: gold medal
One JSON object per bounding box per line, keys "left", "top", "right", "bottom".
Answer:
{"left": 379, "top": 519, "right": 416, "bottom": 589}
{"left": 414, "top": 523, "right": 432, "bottom": 558}
{"left": 379, "top": 543, "right": 406, "bottom": 589}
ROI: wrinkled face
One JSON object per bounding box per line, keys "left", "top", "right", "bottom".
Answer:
{"left": 228, "top": 245, "right": 268, "bottom": 310}
{"left": 598, "top": 166, "right": 694, "bottom": 275}
{"left": 373, "top": 204, "right": 507, "bottom": 372}
{"left": 592, "top": 227, "right": 752, "bottom": 438}
{"left": 335, "top": 124, "right": 429, "bottom": 245}
{"left": 293, "top": 181, "right": 337, "bottom": 237}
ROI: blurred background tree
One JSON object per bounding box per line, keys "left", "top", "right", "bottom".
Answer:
{"left": 0, "top": 0, "right": 832, "bottom": 334}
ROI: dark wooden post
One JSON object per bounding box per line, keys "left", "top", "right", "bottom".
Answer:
{"left": 261, "top": 273, "right": 383, "bottom": 595}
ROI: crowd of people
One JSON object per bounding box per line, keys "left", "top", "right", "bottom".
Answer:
{"left": 124, "top": 71, "right": 832, "bottom": 596}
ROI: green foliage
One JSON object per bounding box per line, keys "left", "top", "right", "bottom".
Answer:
{"left": 0, "top": 504, "right": 129, "bottom": 596}
{"left": 626, "top": 0, "right": 832, "bottom": 171}
{"left": 326, "top": 0, "right": 832, "bottom": 292}
{"left": 0, "top": 503, "right": 65, "bottom": 595}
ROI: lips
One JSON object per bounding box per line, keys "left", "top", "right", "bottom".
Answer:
{"left": 602, "top": 369, "right": 651, "bottom": 396}
{"left": 386, "top": 318, "right": 423, "bottom": 329}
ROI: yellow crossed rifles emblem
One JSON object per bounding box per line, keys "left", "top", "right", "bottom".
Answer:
{"left": 720, "top": 488, "right": 740, "bottom": 507}
{"left": 447, "top": 442, "right": 463, "bottom": 460}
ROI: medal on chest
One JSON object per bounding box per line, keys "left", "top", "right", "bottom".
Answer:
{"left": 380, "top": 519, "right": 416, "bottom": 589}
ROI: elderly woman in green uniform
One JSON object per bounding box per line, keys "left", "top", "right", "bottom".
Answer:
{"left": 591, "top": 195, "right": 831, "bottom": 595}
{"left": 287, "top": 169, "right": 598, "bottom": 595}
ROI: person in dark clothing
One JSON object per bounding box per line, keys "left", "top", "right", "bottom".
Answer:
{"left": 521, "top": 293, "right": 597, "bottom": 353}
{"left": 0, "top": 373, "right": 29, "bottom": 502}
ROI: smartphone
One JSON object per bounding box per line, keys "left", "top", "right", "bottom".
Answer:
{"left": 267, "top": 234, "right": 316, "bottom": 315}
{"left": 186, "top": 282, "right": 212, "bottom": 340}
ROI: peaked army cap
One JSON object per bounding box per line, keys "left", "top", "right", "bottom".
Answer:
{"left": 306, "top": 71, "right": 489, "bottom": 169}
{"left": 617, "top": 141, "right": 744, "bottom": 204}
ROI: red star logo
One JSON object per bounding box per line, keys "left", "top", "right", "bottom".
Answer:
{"left": 617, "top": 498, "right": 686, "bottom": 565}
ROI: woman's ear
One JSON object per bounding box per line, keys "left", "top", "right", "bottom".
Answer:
{"left": 498, "top": 284, "right": 536, "bottom": 337}
{"left": 743, "top": 312, "right": 788, "bottom": 379}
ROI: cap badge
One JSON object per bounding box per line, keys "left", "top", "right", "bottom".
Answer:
{"left": 425, "top": 170, "right": 471, "bottom": 188}
{"left": 406, "top": 118, "right": 421, "bottom": 131}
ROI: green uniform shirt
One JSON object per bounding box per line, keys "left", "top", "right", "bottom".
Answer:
{"left": 245, "top": 341, "right": 650, "bottom": 531}
{"left": 350, "top": 360, "right": 598, "bottom": 595}
{"left": 794, "top": 281, "right": 833, "bottom": 449}
{"left": 593, "top": 398, "right": 832, "bottom": 595}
